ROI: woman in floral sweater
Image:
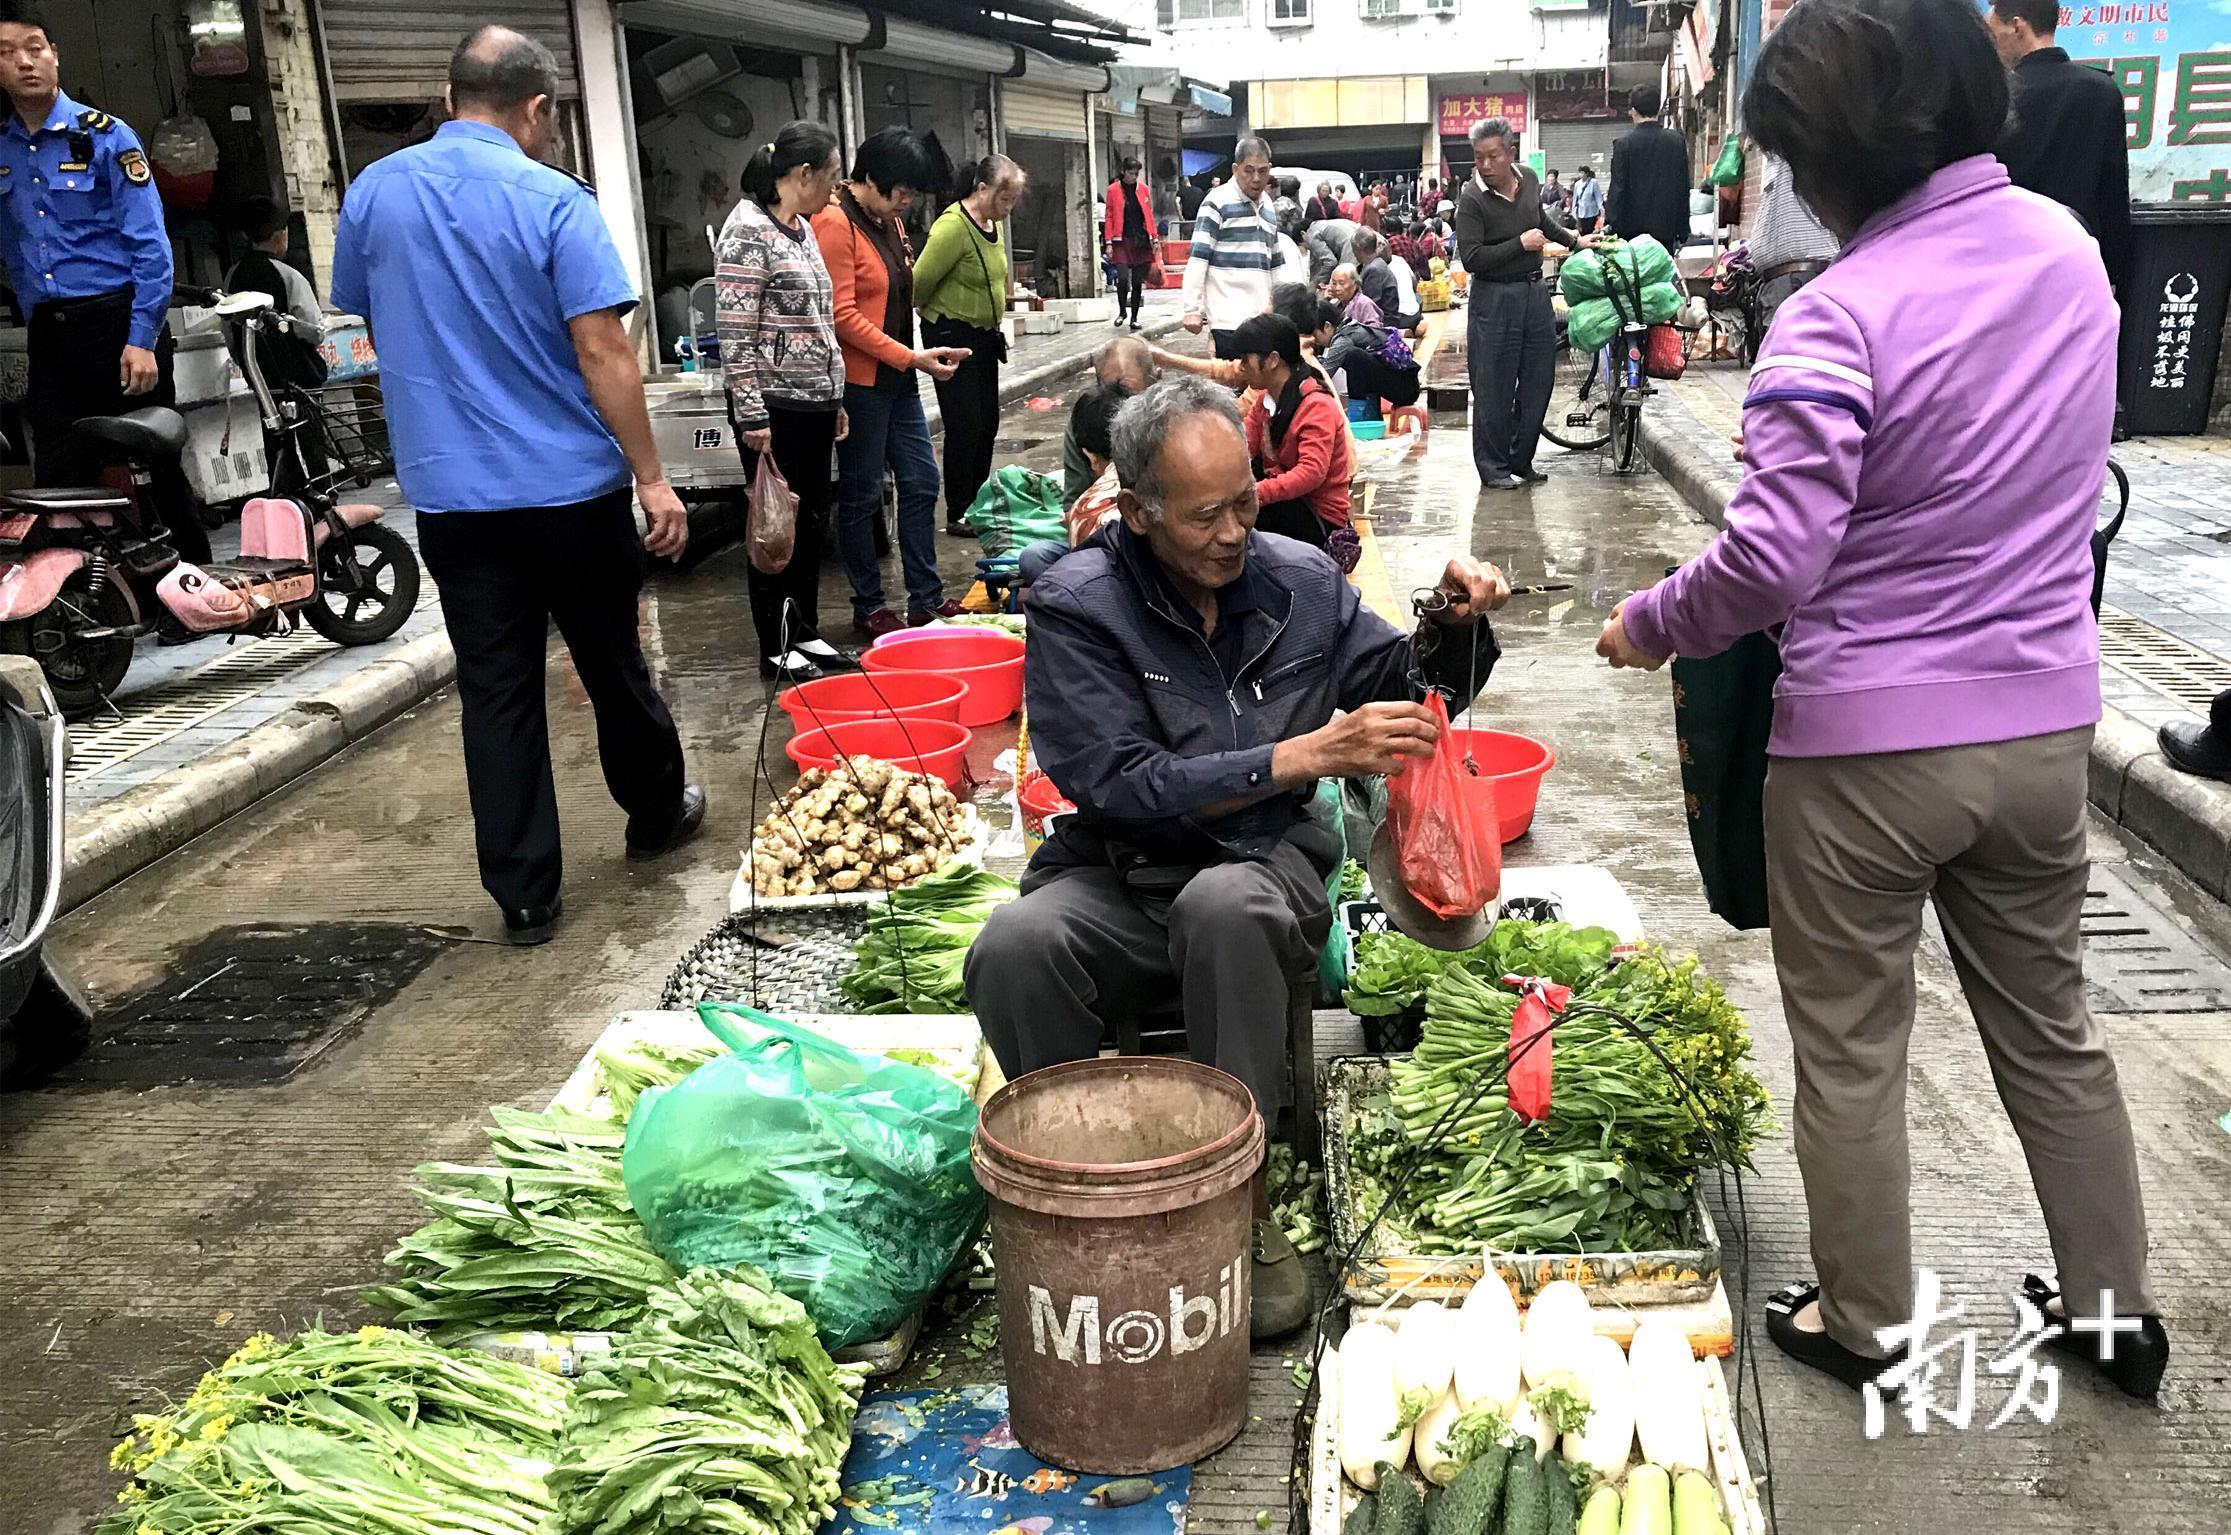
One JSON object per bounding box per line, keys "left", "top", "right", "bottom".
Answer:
{"left": 716, "top": 119, "right": 849, "bottom": 680}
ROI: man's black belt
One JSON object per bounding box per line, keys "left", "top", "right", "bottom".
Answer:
{"left": 35, "top": 287, "right": 134, "bottom": 318}
{"left": 1476, "top": 271, "right": 1543, "bottom": 284}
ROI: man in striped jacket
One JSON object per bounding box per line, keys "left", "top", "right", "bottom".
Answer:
{"left": 1180, "top": 135, "right": 1279, "bottom": 360}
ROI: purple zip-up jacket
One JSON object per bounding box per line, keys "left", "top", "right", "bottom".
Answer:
{"left": 1622, "top": 156, "right": 2113, "bottom": 757}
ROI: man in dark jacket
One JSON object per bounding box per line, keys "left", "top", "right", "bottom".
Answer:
{"left": 965, "top": 375, "right": 1508, "bottom": 1339}
{"left": 1987, "top": 0, "right": 2131, "bottom": 296}
{"left": 1607, "top": 84, "right": 1690, "bottom": 251}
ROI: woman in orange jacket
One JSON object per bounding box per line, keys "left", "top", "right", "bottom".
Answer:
{"left": 810, "top": 127, "right": 970, "bottom": 638}
{"left": 1230, "top": 313, "right": 1354, "bottom": 562}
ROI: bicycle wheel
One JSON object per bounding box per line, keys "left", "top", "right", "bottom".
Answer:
{"left": 1541, "top": 338, "right": 1612, "bottom": 452}
{"left": 1610, "top": 398, "right": 1643, "bottom": 474}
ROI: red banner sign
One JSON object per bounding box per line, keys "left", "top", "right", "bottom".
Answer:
{"left": 1437, "top": 92, "right": 1530, "bottom": 139}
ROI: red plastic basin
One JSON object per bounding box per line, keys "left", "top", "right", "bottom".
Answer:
{"left": 777, "top": 671, "right": 966, "bottom": 733}
{"left": 785, "top": 717, "right": 974, "bottom": 788}
{"left": 1448, "top": 727, "right": 1556, "bottom": 843}
{"left": 861, "top": 631, "right": 1027, "bottom": 727}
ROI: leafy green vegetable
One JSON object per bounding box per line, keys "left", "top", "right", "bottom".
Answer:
{"left": 840, "top": 862, "right": 1019, "bottom": 1012}
{"left": 1345, "top": 921, "right": 1618, "bottom": 1018}
{"left": 549, "top": 1265, "right": 865, "bottom": 1535}
{"left": 1338, "top": 858, "right": 1372, "bottom": 904}
{"left": 99, "top": 1326, "right": 570, "bottom": 1535}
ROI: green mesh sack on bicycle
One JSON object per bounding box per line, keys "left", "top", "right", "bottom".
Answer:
{"left": 1557, "top": 248, "right": 1610, "bottom": 304}
{"left": 621, "top": 1004, "right": 986, "bottom": 1349}
{"left": 1565, "top": 295, "right": 1621, "bottom": 354}
{"left": 963, "top": 465, "right": 1067, "bottom": 556}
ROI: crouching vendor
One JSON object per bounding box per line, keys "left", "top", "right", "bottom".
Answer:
{"left": 963, "top": 374, "right": 1508, "bottom": 1338}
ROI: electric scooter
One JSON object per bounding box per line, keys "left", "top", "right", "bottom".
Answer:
{"left": 0, "top": 652, "right": 93, "bottom": 1087}
{"left": 0, "top": 286, "right": 421, "bottom": 719}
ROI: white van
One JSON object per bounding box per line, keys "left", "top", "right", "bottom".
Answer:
{"left": 1277, "top": 167, "right": 1359, "bottom": 207}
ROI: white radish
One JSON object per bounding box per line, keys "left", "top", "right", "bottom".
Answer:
{"left": 1562, "top": 1333, "right": 1635, "bottom": 1482}
{"left": 1626, "top": 1318, "right": 1709, "bottom": 1474}
{"left": 1337, "top": 1320, "right": 1411, "bottom": 1488}
{"left": 1520, "top": 1280, "right": 1597, "bottom": 1390}
{"left": 1413, "top": 1389, "right": 1468, "bottom": 1485}
{"left": 1507, "top": 1393, "right": 1549, "bottom": 1460}
{"left": 1394, "top": 1299, "right": 1459, "bottom": 1406}
{"left": 1453, "top": 1276, "right": 1524, "bottom": 1415}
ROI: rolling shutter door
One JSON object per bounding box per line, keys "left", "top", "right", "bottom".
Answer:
{"left": 1538, "top": 120, "right": 1621, "bottom": 177}
{"left": 318, "top": 0, "right": 580, "bottom": 102}
{"left": 1002, "top": 82, "right": 1088, "bottom": 143}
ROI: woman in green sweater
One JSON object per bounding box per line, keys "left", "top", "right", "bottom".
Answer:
{"left": 916, "top": 154, "right": 1027, "bottom": 535}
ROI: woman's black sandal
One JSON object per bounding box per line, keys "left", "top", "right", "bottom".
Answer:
{"left": 2018, "top": 1273, "right": 2168, "bottom": 1401}
{"left": 1764, "top": 1281, "right": 1908, "bottom": 1391}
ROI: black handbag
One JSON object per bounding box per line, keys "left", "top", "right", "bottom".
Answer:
{"left": 2091, "top": 458, "right": 2128, "bottom": 617}
{"left": 1669, "top": 630, "right": 1782, "bottom": 931}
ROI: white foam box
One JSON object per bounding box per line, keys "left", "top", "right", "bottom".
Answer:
{"left": 1016, "top": 308, "right": 1065, "bottom": 336}
{"left": 1044, "top": 296, "right": 1114, "bottom": 324}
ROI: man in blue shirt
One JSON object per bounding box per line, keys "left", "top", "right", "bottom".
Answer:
{"left": 330, "top": 24, "right": 702, "bottom": 945}
{"left": 0, "top": 4, "right": 209, "bottom": 564}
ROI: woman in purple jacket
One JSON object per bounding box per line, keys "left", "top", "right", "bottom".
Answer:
{"left": 1598, "top": 0, "right": 2165, "bottom": 1399}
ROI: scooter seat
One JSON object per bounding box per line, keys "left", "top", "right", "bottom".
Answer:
{"left": 4, "top": 487, "right": 130, "bottom": 514}
{"left": 72, "top": 407, "right": 188, "bottom": 462}
{"left": 204, "top": 556, "right": 313, "bottom": 582}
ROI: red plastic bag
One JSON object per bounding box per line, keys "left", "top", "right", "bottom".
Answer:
{"left": 1383, "top": 691, "right": 1502, "bottom": 920}
{"left": 747, "top": 454, "right": 798, "bottom": 575}
{"left": 1504, "top": 977, "right": 1572, "bottom": 1124}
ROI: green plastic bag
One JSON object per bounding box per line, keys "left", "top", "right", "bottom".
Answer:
{"left": 963, "top": 465, "right": 1067, "bottom": 556}
{"left": 1565, "top": 280, "right": 1683, "bottom": 354}
{"left": 1708, "top": 133, "right": 1745, "bottom": 188}
{"left": 1556, "top": 238, "right": 1678, "bottom": 308}
{"left": 621, "top": 1004, "right": 986, "bottom": 1349}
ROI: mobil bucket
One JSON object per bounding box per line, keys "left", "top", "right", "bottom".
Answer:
{"left": 971, "top": 1057, "right": 1263, "bottom": 1473}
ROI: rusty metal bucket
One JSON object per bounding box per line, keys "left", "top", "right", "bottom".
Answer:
{"left": 972, "top": 1056, "right": 1265, "bottom": 1473}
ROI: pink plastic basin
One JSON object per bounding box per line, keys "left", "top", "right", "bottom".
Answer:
{"left": 777, "top": 671, "right": 966, "bottom": 733}
{"left": 785, "top": 717, "right": 973, "bottom": 788}
{"left": 1447, "top": 728, "right": 1556, "bottom": 843}
{"left": 861, "top": 631, "right": 1027, "bottom": 728}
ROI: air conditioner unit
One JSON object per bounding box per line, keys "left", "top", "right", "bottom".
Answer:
{"left": 633, "top": 37, "right": 742, "bottom": 123}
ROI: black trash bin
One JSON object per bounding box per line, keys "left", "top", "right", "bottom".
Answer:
{"left": 2118, "top": 203, "right": 2231, "bottom": 435}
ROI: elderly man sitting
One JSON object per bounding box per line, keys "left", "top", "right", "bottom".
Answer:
{"left": 964, "top": 376, "right": 1509, "bottom": 1338}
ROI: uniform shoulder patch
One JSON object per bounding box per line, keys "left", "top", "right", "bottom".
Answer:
{"left": 74, "top": 109, "right": 115, "bottom": 132}
{"left": 118, "top": 147, "right": 151, "bottom": 185}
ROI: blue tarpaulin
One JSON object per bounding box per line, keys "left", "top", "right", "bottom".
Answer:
{"left": 1182, "top": 148, "right": 1223, "bottom": 178}
{"left": 832, "top": 1385, "right": 1193, "bottom": 1535}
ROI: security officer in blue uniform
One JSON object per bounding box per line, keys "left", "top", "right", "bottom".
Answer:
{"left": 330, "top": 23, "right": 703, "bottom": 945}
{"left": 0, "top": 3, "right": 209, "bottom": 564}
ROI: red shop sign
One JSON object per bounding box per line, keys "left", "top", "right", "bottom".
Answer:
{"left": 1437, "top": 92, "right": 1530, "bottom": 138}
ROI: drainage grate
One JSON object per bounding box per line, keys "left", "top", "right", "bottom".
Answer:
{"left": 2097, "top": 608, "right": 2231, "bottom": 713}
{"left": 63, "top": 590, "right": 438, "bottom": 784}
{"left": 62, "top": 922, "right": 451, "bottom": 1085}
{"left": 2077, "top": 866, "right": 2231, "bottom": 1013}
{"left": 1921, "top": 865, "right": 2231, "bottom": 1012}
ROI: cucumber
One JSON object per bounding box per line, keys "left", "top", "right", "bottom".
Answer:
{"left": 1619, "top": 1466, "right": 1672, "bottom": 1535}
{"left": 1577, "top": 1486, "right": 1623, "bottom": 1535}
{"left": 1670, "top": 1470, "right": 1727, "bottom": 1535}
{"left": 1540, "top": 1452, "right": 1578, "bottom": 1535}
{"left": 1499, "top": 1440, "right": 1547, "bottom": 1535}
{"left": 1429, "top": 1443, "right": 1509, "bottom": 1535}
{"left": 1347, "top": 1493, "right": 1379, "bottom": 1535}
{"left": 1375, "top": 1464, "right": 1425, "bottom": 1535}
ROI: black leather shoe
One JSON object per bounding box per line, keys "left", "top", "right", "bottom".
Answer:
{"left": 759, "top": 653, "right": 825, "bottom": 682}
{"left": 1517, "top": 468, "right": 1550, "bottom": 485}
{"left": 944, "top": 519, "right": 977, "bottom": 539}
{"left": 2159, "top": 720, "right": 2231, "bottom": 783}
{"left": 1764, "top": 1282, "right": 1908, "bottom": 1391}
{"left": 504, "top": 896, "right": 562, "bottom": 946}
{"left": 796, "top": 639, "right": 861, "bottom": 672}
{"left": 627, "top": 784, "right": 707, "bottom": 861}
{"left": 2020, "top": 1274, "right": 2169, "bottom": 1401}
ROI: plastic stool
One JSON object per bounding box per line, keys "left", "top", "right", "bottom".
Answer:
{"left": 977, "top": 554, "right": 1024, "bottom": 613}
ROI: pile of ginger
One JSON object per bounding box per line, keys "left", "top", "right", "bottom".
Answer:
{"left": 748, "top": 760, "right": 969, "bottom": 896}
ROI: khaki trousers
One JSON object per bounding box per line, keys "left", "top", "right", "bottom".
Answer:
{"left": 1764, "top": 726, "right": 2154, "bottom": 1354}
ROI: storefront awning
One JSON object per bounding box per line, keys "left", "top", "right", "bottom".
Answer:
{"left": 1184, "top": 81, "right": 1233, "bottom": 117}
{"left": 615, "top": 0, "right": 873, "bottom": 50}
{"left": 1107, "top": 65, "right": 1233, "bottom": 118}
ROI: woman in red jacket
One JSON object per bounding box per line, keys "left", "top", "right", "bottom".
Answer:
{"left": 1103, "top": 157, "right": 1163, "bottom": 331}
{"left": 1232, "top": 313, "right": 1354, "bottom": 558}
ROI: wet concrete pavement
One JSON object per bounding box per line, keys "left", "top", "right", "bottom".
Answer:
{"left": 5, "top": 360, "right": 2231, "bottom": 1534}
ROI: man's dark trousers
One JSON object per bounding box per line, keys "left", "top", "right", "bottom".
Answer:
{"left": 964, "top": 839, "right": 1329, "bottom": 1117}
{"left": 1467, "top": 277, "right": 1557, "bottom": 482}
{"left": 417, "top": 488, "right": 686, "bottom": 911}
{"left": 25, "top": 289, "right": 212, "bottom": 565}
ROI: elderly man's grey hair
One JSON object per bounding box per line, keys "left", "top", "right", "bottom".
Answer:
{"left": 1352, "top": 227, "right": 1381, "bottom": 259}
{"left": 1468, "top": 115, "right": 1517, "bottom": 151}
{"left": 1331, "top": 261, "right": 1359, "bottom": 287}
{"left": 1111, "top": 376, "right": 1244, "bottom": 519}
{"left": 1234, "top": 135, "right": 1274, "bottom": 166}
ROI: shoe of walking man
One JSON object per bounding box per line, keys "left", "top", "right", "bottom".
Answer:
{"left": 330, "top": 25, "right": 704, "bottom": 946}
{"left": 2159, "top": 688, "right": 2231, "bottom": 783}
